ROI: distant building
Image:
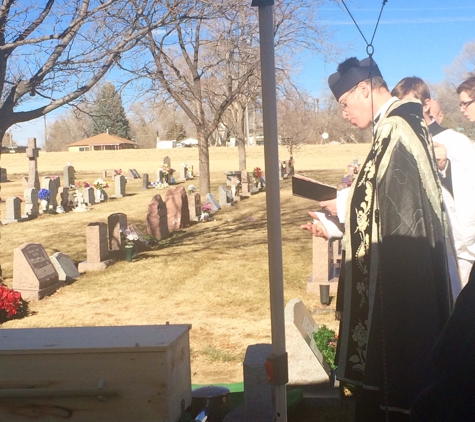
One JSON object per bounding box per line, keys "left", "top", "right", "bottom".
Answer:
{"left": 0, "top": 146, "right": 28, "bottom": 154}
{"left": 67, "top": 133, "right": 138, "bottom": 152}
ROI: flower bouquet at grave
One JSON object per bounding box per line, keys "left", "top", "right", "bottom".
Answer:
{"left": 0, "top": 285, "right": 28, "bottom": 323}
{"left": 200, "top": 202, "right": 213, "bottom": 222}
{"left": 93, "top": 178, "right": 109, "bottom": 191}
{"left": 313, "top": 325, "right": 338, "bottom": 372}
{"left": 187, "top": 184, "right": 197, "bottom": 195}
{"left": 38, "top": 188, "right": 50, "bottom": 201}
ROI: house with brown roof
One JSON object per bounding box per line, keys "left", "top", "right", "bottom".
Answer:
{"left": 67, "top": 133, "right": 138, "bottom": 152}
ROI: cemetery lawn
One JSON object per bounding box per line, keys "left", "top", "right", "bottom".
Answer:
{"left": 1, "top": 145, "right": 369, "bottom": 420}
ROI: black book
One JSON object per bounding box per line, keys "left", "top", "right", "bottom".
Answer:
{"left": 291, "top": 174, "right": 337, "bottom": 202}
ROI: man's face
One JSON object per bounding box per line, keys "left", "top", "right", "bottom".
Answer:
{"left": 459, "top": 91, "right": 475, "bottom": 122}
{"left": 338, "top": 83, "right": 372, "bottom": 129}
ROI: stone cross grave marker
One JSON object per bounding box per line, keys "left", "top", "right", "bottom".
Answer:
{"left": 115, "top": 174, "right": 126, "bottom": 198}
{"left": 63, "top": 165, "right": 75, "bottom": 188}
{"left": 23, "top": 187, "right": 39, "bottom": 218}
{"left": 165, "top": 186, "right": 190, "bottom": 232}
{"left": 26, "top": 137, "right": 40, "bottom": 190}
{"left": 146, "top": 194, "right": 169, "bottom": 240}
{"left": 108, "top": 213, "right": 127, "bottom": 251}
{"left": 13, "top": 243, "right": 63, "bottom": 300}
{"left": 78, "top": 222, "right": 114, "bottom": 273}
{"left": 50, "top": 252, "right": 81, "bottom": 284}
{"left": 1, "top": 167, "right": 7, "bottom": 183}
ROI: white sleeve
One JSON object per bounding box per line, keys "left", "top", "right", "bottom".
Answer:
{"left": 336, "top": 187, "right": 350, "bottom": 223}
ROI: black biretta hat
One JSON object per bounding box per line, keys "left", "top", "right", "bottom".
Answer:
{"left": 328, "top": 57, "right": 382, "bottom": 100}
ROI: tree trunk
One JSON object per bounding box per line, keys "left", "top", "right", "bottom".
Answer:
{"left": 197, "top": 129, "right": 210, "bottom": 196}
{"left": 237, "top": 138, "right": 247, "bottom": 171}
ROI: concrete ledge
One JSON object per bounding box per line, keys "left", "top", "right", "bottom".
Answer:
{"left": 78, "top": 259, "right": 115, "bottom": 273}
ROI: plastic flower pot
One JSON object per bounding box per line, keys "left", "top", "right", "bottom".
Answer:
{"left": 125, "top": 245, "right": 134, "bottom": 262}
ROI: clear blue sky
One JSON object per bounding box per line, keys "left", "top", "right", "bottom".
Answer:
{"left": 9, "top": 0, "right": 475, "bottom": 146}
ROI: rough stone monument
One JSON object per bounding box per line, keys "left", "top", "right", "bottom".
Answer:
{"left": 165, "top": 186, "right": 190, "bottom": 232}
{"left": 13, "top": 243, "right": 63, "bottom": 300}
{"left": 146, "top": 194, "right": 170, "bottom": 240}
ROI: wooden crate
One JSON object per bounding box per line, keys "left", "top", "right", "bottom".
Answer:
{"left": 0, "top": 325, "right": 192, "bottom": 422}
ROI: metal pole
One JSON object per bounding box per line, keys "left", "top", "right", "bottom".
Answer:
{"left": 251, "top": 1, "right": 287, "bottom": 420}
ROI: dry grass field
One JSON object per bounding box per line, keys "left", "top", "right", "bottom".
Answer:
{"left": 0, "top": 144, "right": 370, "bottom": 388}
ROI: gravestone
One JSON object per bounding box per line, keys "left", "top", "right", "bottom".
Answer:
{"left": 50, "top": 252, "right": 81, "bottom": 284}
{"left": 240, "top": 170, "right": 251, "bottom": 197}
{"left": 278, "top": 161, "right": 283, "bottom": 181}
{"left": 163, "top": 156, "right": 171, "bottom": 167}
{"left": 205, "top": 193, "right": 221, "bottom": 212}
{"left": 128, "top": 169, "right": 140, "bottom": 179}
{"left": 0, "top": 168, "right": 7, "bottom": 183}
{"left": 43, "top": 178, "right": 59, "bottom": 212}
{"left": 218, "top": 185, "right": 234, "bottom": 207}
{"left": 115, "top": 174, "right": 126, "bottom": 198}
{"left": 179, "top": 164, "right": 187, "bottom": 181}
{"left": 187, "top": 164, "right": 194, "bottom": 179}
{"left": 142, "top": 173, "right": 149, "bottom": 190}
{"left": 308, "top": 237, "right": 340, "bottom": 298}
{"left": 84, "top": 187, "right": 96, "bottom": 205}
{"left": 63, "top": 165, "right": 75, "bottom": 188}
{"left": 108, "top": 213, "right": 127, "bottom": 251}
{"left": 13, "top": 243, "right": 63, "bottom": 300}
{"left": 146, "top": 194, "right": 170, "bottom": 240}
{"left": 2, "top": 197, "right": 23, "bottom": 223}
{"left": 284, "top": 299, "right": 339, "bottom": 402}
{"left": 230, "top": 177, "right": 241, "bottom": 201}
{"left": 165, "top": 186, "right": 190, "bottom": 232}
{"left": 59, "top": 187, "right": 71, "bottom": 211}
{"left": 102, "top": 170, "right": 108, "bottom": 178}
{"left": 78, "top": 222, "right": 114, "bottom": 273}
{"left": 23, "top": 187, "right": 39, "bottom": 219}
{"left": 22, "top": 176, "right": 29, "bottom": 187}
{"left": 26, "top": 137, "right": 40, "bottom": 190}
{"left": 187, "top": 192, "right": 201, "bottom": 222}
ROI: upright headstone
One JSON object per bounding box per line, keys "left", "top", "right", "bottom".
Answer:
{"left": 63, "top": 165, "right": 75, "bottom": 188}
{"left": 59, "top": 187, "right": 70, "bottom": 211}
{"left": 142, "top": 173, "right": 149, "bottom": 190}
{"left": 115, "top": 174, "right": 126, "bottom": 198}
{"left": 278, "top": 160, "right": 283, "bottom": 181}
{"left": 26, "top": 137, "right": 40, "bottom": 190}
{"left": 128, "top": 169, "right": 140, "bottom": 179}
{"left": 179, "top": 164, "right": 187, "bottom": 181}
{"left": 187, "top": 192, "right": 201, "bottom": 222}
{"left": 163, "top": 156, "right": 171, "bottom": 167}
{"left": 108, "top": 213, "right": 127, "bottom": 251}
{"left": 84, "top": 187, "right": 96, "bottom": 205}
{"left": 43, "top": 178, "right": 59, "bottom": 212}
{"left": 165, "top": 186, "right": 190, "bottom": 232}
{"left": 13, "top": 243, "right": 63, "bottom": 300}
{"left": 23, "top": 188, "right": 39, "bottom": 219}
{"left": 50, "top": 252, "right": 81, "bottom": 284}
{"left": 205, "top": 193, "right": 221, "bottom": 212}
{"left": 241, "top": 170, "right": 251, "bottom": 197}
{"left": 78, "top": 222, "right": 114, "bottom": 273}
{"left": 146, "top": 194, "right": 170, "bottom": 240}
{"left": 0, "top": 168, "right": 7, "bottom": 183}
{"left": 218, "top": 185, "right": 233, "bottom": 207}
{"left": 3, "top": 197, "right": 22, "bottom": 223}
{"left": 102, "top": 170, "right": 108, "bottom": 179}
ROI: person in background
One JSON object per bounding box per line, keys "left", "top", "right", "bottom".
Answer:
{"left": 430, "top": 98, "right": 444, "bottom": 125}
{"left": 303, "top": 57, "right": 453, "bottom": 421}
{"left": 457, "top": 76, "right": 475, "bottom": 122}
{"left": 391, "top": 77, "right": 475, "bottom": 286}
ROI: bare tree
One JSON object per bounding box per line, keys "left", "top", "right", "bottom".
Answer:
{"left": 0, "top": 0, "right": 190, "bottom": 145}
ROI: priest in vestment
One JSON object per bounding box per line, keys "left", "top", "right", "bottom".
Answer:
{"left": 304, "top": 57, "right": 453, "bottom": 421}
